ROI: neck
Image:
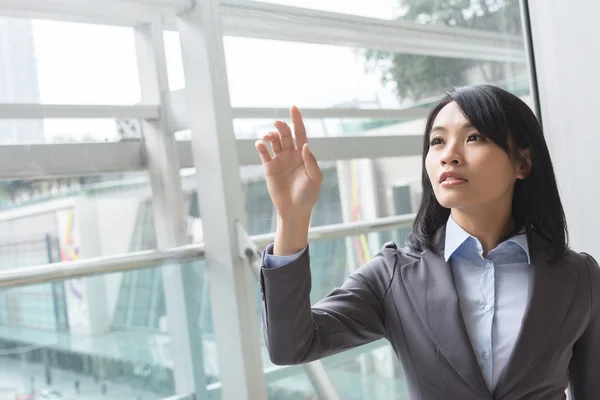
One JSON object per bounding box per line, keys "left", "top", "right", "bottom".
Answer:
{"left": 451, "top": 204, "right": 515, "bottom": 257}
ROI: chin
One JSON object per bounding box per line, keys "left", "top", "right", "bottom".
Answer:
{"left": 435, "top": 193, "right": 473, "bottom": 209}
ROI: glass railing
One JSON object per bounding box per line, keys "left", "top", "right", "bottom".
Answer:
{"left": 0, "top": 214, "right": 415, "bottom": 400}
{"left": 0, "top": 260, "right": 209, "bottom": 400}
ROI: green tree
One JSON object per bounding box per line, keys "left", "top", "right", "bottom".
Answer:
{"left": 365, "top": 0, "right": 522, "bottom": 101}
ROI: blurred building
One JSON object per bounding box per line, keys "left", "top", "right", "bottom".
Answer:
{"left": 0, "top": 17, "right": 44, "bottom": 144}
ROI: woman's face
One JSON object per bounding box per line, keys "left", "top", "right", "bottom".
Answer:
{"left": 425, "top": 101, "right": 530, "bottom": 211}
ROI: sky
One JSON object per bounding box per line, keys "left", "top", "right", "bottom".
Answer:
{"left": 28, "top": 0, "right": 401, "bottom": 142}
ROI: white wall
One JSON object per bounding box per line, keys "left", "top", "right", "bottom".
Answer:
{"left": 529, "top": 0, "right": 600, "bottom": 258}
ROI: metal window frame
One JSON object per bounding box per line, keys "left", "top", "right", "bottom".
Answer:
{"left": 0, "top": 104, "right": 160, "bottom": 119}
{"left": 176, "top": 2, "right": 268, "bottom": 398}
{"left": 220, "top": 0, "right": 526, "bottom": 62}
{"left": 0, "top": 135, "right": 423, "bottom": 181}
{"left": 134, "top": 17, "right": 209, "bottom": 396}
{"left": 0, "top": 0, "right": 525, "bottom": 62}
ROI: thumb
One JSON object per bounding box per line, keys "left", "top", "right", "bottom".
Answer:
{"left": 302, "top": 143, "right": 322, "bottom": 182}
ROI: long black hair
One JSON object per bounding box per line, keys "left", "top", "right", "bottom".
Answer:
{"left": 406, "top": 84, "right": 568, "bottom": 261}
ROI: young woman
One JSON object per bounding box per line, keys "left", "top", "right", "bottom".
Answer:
{"left": 254, "top": 85, "right": 600, "bottom": 399}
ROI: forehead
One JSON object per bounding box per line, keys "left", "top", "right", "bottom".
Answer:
{"left": 432, "top": 101, "right": 470, "bottom": 129}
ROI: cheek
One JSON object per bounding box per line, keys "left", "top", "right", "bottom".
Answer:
{"left": 472, "top": 154, "right": 516, "bottom": 187}
{"left": 424, "top": 152, "right": 437, "bottom": 180}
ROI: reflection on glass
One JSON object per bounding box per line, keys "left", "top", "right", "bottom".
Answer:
{"left": 242, "top": 156, "right": 421, "bottom": 238}
{"left": 0, "top": 169, "right": 211, "bottom": 398}
{"left": 0, "top": 260, "right": 211, "bottom": 400}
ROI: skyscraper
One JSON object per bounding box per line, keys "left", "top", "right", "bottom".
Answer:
{"left": 0, "top": 17, "right": 44, "bottom": 144}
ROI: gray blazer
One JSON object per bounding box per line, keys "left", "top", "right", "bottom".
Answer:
{"left": 260, "top": 227, "right": 600, "bottom": 399}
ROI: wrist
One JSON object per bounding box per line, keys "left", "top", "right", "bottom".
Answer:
{"left": 273, "top": 214, "right": 311, "bottom": 256}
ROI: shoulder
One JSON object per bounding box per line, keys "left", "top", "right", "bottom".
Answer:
{"left": 375, "top": 241, "right": 422, "bottom": 268}
{"left": 560, "top": 249, "right": 600, "bottom": 297}
{"left": 576, "top": 251, "right": 600, "bottom": 287}
{"left": 562, "top": 249, "right": 600, "bottom": 275}
{"left": 355, "top": 241, "right": 421, "bottom": 290}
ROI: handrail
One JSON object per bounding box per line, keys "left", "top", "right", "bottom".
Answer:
{"left": 0, "top": 213, "right": 415, "bottom": 289}
{"left": 0, "top": 104, "right": 160, "bottom": 119}
{"left": 160, "top": 394, "right": 195, "bottom": 400}
{"left": 0, "top": 244, "right": 205, "bottom": 289}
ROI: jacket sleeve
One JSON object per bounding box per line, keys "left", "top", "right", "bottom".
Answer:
{"left": 260, "top": 241, "right": 395, "bottom": 365}
{"left": 569, "top": 253, "right": 600, "bottom": 399}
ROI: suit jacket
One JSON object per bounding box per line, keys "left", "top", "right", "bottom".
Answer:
{"left": 260, "top": 227, "right": 600, "bottom": 400}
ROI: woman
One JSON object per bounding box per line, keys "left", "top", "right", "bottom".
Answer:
{"left": 254, "top": 85, "right": 600, "bottom": 399}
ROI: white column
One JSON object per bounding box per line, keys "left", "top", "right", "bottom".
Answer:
{"left": 134, "top": 18, "right": 208, "bottom": 397}
{"left": 528, "top": 0, "right": 600, "bottom": 258}
{"left": 176, "top": 2, "right": 268, "bottom": 399}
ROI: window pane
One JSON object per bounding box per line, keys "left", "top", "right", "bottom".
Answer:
{"left": 0, "top": 260, "right": 214, "bottom": 399}
{"left": 242, "top": 156, "right": 422, "bottom": 235}
{"left": 1, "top": 17, "right": 140, "bottom": 105}
{"left": 31, "top": 19, "right": 140, "bottom": 105}
{"left": 225, "top": 38, "right": 400, "bottom": 109}
{"left": 224, "top": 37, "right": 531, "bottom": 136}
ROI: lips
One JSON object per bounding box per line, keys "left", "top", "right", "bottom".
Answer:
{"left": 439, "top": 171, "right": 467, "bottom": 183}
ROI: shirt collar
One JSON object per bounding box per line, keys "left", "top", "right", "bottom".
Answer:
{"left": 444, "top": 215, "right": 530, "bottom": 264}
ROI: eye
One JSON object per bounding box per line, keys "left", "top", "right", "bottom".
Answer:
{"left": 429, "top": 137, "right": 443, "bottom": 146}
{"left": 467, "top": 133, "right": 485, "bottom": 142}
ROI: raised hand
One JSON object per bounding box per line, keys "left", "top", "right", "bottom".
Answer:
{"left": 255, "top": 106, "right": 323, "bottom": 221}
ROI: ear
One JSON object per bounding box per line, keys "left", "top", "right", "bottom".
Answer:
{"left": 515, "top": 148, "right": 532, "bottom": 179}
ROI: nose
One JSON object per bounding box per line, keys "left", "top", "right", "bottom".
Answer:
{"left": 440, "top": 145, "right": 463, "bottom": 166}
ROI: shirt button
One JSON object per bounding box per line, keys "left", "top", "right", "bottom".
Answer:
{"left": 485, "top": 262, "right": 492, "bottom": 269}
{"left": 484, "top": 305, "right": 491, "bottom": 312}
{"left": 482, "top": 351, "right": 489, "bottom": 360}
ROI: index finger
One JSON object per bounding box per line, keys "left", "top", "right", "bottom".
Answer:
{"left": 290, "top": 106, "right": 308, "bottom": 149}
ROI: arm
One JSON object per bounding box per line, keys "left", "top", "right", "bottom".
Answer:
{"left": 260, "top": 242, "right": 394, "bottom": 365}
{"left": 569, "top": 253, "right": 600, "bottom": 398}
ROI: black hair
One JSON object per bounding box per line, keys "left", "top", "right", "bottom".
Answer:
{"left": 406, "top": 84, "right": 568, "bottom": 261}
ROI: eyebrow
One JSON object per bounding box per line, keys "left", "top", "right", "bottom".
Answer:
{"left": 430, "top": 122, "right": 475, "bottom": 133}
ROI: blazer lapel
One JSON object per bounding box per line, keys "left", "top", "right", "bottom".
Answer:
{"left": 493, "top": 231, "right": 577, "bottom": 398}
{"left": 401, "top": 229, "right": 491, "bottom": 397}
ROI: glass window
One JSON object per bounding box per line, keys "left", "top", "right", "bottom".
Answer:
{"left": 242, "top": 155, "right": 422, "bottom": 234}
{"left": 0, "top": 261, "right": 214, "bottom": 399}
{"left": 225, "top": 37, "right": 531, "bottom": 139}
{"left": 224, "top": 38, "right": 401, "bottom": 109}
{"left": 31, "top": 19, "right": 140, "bottom": 105}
